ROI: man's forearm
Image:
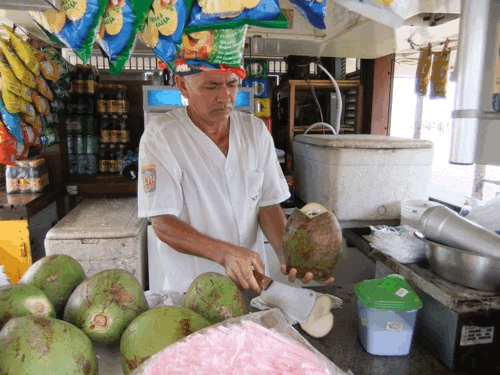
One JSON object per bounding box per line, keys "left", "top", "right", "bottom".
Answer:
{"left": 150, "top": 215, "right": 232, "bottom": 266}
{"left": 258, "top": 204, "right": 287, "bottom": 259}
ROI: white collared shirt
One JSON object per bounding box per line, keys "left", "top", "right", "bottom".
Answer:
{"left": 138, "top": 107, "right": 290, "bottom": 292}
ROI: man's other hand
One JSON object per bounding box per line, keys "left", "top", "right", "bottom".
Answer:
{"left": 280, "top": 263, "right": 334, "bottom": 285}
{"left": 222, "top": 246, "right": 265, "bottom": 293}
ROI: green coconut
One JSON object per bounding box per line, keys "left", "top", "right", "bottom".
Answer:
{"left": 0, "top": 284, "right": 56, "bottom": 329}
{"left": 0, "top": 316, "right": 98, "bottom": 375}
{"left": 19, "top": 254, "right": 86, "bottom": 317}
{"left": 183, "top": 272, "right": 248, "bottom": 324}
{"left": 120, "top": 306, "right": 211, "bottom": 374}
{"left": 64, "top": 269, "right": 148, "bottom": 344}
{"left": 282, "top": 202, "right": 343, "bottom": 281}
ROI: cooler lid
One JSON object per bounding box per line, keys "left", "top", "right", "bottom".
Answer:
{"left": 294, "top": 134, "right": 433, "bottom": 149}
{"left": 354, "top": 274, "right": 423, "bottom": 311}
{"left": 46, "top": 198, "right": 146, "bottom": 240}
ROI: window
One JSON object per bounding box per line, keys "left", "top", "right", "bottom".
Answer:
{"left": 390, "top": 76, "right": 500, "bottom": 203}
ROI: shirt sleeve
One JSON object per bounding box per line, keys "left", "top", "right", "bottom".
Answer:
{"left": 137, "top": 123, "right": 184, "bottom": 218}
{"left": 257, "top": 118, "right": 291, "bottom": 207}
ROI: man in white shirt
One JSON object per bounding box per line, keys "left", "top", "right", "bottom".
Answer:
{"left": 139, "top": 65, "right": 333, "bottom": 293}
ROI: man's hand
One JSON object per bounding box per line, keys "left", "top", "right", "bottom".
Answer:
{"left": 222, "top": 246, "right": 265, "bottom": 293}
{"left": 278, "top": 256, "right": 334, "bottom": 285}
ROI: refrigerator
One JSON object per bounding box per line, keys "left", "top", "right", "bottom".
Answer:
{"left": 143, "top": 86, "right": 255, "bottom": 126}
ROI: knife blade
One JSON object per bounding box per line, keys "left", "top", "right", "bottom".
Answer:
{"left": 253, "top": 269, "right": 317, "bottom": 323}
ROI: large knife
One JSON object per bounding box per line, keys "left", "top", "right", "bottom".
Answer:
{"left": 252, "top": 269, "right": 317, "bottom": 323}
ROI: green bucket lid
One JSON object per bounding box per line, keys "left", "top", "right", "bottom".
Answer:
{"left": 354, "top": 274, "right": 423, "bottom": 311}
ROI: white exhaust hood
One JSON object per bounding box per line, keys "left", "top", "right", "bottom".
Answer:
{"left": 246, "top": 0, "right": 461, "bottom": 59}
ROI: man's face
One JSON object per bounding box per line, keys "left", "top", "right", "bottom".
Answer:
{"left": 176, "top": 71, "right": 239, "bottom": 125}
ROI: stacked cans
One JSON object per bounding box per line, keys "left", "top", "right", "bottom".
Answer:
{"left": 67, "top": 116, "right": 99, "bottom": 175}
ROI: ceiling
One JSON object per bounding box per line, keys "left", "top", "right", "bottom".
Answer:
{"left": 0, "top": 0, "right": 461, "bottom": 62}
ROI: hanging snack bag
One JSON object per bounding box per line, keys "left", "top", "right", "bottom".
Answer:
{"left": 2, "top": 25, "right": 40, "bottom": 75}
{"left": 0, "top": 70, "right": 33, "bottom": 103}
{"left": 141, "top": 0, "right": 194, "bottom": 68}
{"left": 185, "top": 0, "right": 287, "bottom": 32}
{"left": 40, "top": 46, "right": 75, "bottom": 77}
{"left": 1, "top": 90, "right": 36, "bottom": 117}
{"left": 177, "top": 26, "right": 247, "bottom": 68}
{"left": 0, "top": 96, "right": 24, "bottom": 143}
{"left": 0, "top": 39, "right": 37, "bottom": 89}
{"left": 33, "top": 50, "right": 61, "bottom": 82}
{"left": 40, "top": 126, "right": 59, "bottom": 148}
{"left": 98, "top": 0, "right": 153, "bottom": 75}
{"left": 22, "top": 124, "right": 41, "bottom": 147}
{"left": 23, "top": 114, "right": 44, "bottom": 132}
{"left": 34, "top": 76, "right": 54, "bottom": 102}
{"left": 30, "top": 0, "right": 108, "bottom": 63}
{"left": 0, "top": 120, "right": 27, "bottom": 166}
{"left": 430, "top": 39, "right": 451, "bottom": 99}
{"left": 415, "top": 43, "right": 432, "bottom": 96}
{"left": 289, "top": 0, "right": 327, "bottom": 30}
{"left": 32, "top": 92, "right": 50, "bottom": 116}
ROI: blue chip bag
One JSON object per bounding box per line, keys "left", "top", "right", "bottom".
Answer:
{"left": 0, "top": 95, "right": 24, "bottom": 144}
{"left": 289, "top": 0, "right": 326, "bottom": 30}
{"left": 98, "top": 0, "right": 153, "bottom": 75}
{"left": 30, "top": 0, "right": 108, "bottom": 63}
{"left": 141, "top": 0, "right": 194, "bottom": 68}
{"left": 185, "top": 0, "right": 283, "bottom": 32}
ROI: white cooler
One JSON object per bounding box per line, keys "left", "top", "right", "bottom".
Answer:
{"left": 293, "top": 134, "right": 434, "bottom": 222}
{"left": 44, "top": 198, "right": 148, "bottom": 289}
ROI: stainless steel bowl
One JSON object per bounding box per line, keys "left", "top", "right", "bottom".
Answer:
{"left": 414, "top": 231, "right": 500, "bottom": 292}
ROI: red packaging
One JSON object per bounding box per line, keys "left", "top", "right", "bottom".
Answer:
{"left": 22, "top": 124, "right": 41, "bottom": 146}
{"left": 0, "top": 120, "right": 27, "bottom": 165}
{"left": 257, "top": 115, "right": 272, "bottom": 133}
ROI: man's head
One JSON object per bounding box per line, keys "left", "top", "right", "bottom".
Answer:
{"left": 175, "top": 70, "right": 239, "bottom": 126}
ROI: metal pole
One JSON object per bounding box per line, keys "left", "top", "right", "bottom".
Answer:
{"left": 471, "top": 164, "right": 487, "bottom": 200}
{"left": 413, "top": 94, "right": 424, "bottom": 139}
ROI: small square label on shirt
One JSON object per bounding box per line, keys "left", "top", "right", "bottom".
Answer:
{"left": 142, "top": 164, "right": 156, "bottom": 193}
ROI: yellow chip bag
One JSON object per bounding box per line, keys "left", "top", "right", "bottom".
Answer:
{"left": 33, "top": 50, "right": 61, "bottom": 82}
{"left": 34, "top": 76, "right": 54, "bottom": 101}
{"left": 0, "top": 71, "right": 33, "bottom": 102}
{"left": 22, "top": 114, "right": 44, "bottom": 131}
{"left": 0, "top": 39, "right": 37, "bottom": 89}
{"left": 2, "top": 24, "right": 40, "bottom": 76}
{"left": 31, "top": 91, "right": 50, "bottom": 116}
{"left": 2, "top": 89, "right": 36, "bottom": 117}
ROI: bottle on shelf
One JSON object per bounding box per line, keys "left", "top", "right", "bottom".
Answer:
{"left": 118, "top": 115, "right": 130, "bottom": 144}
{"left": 98, "top": 143, "right": 108, "bottom": 174}
{"left": 107, "top": 143, "right": 118, "bottom": 174}
{"left": 116, "top": 85, "right": 129, "bottom": 115}
{"left": 83, "top": 64, "right": 96, "bottom": 115}
{"left": 97, "top": 84, "right": 108, "bottom": 114}
{"left": 100, "top": 115, "right": 111, "bottom": 143}
{"left": 110, "top": 115, "right": 121, "bottom": 144}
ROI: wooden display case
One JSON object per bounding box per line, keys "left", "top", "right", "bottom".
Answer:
{"left": 271, "top": 79, "right": 364, "bottom": 158}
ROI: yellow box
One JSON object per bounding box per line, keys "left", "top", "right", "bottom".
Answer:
{"left": 0, "top": 220, "right": 31, "bottom": 283}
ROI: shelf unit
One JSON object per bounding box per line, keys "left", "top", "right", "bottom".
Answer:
{"left": 272, "top": 79, "right": 364, "bottom": 158}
